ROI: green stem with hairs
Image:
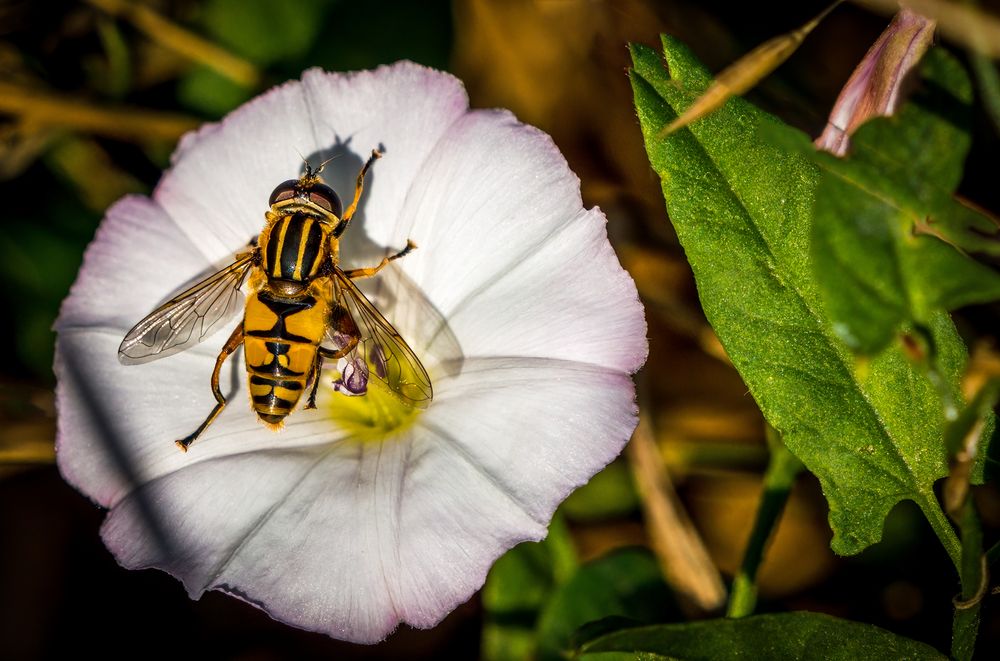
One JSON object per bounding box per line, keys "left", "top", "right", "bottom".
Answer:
{"left": 727, "top": 427, "right": 803, "bottom": 618}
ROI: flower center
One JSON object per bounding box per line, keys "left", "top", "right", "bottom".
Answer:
{"left": 325, "top": 380, "right": 421, "bottom": 442}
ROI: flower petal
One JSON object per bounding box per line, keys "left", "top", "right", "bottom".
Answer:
{"left": 56, "top": 328, "right": 364, "bottom": 508}
{"left": 157, "top": 82, "right": 311, "bottom": 262}
{"left": 298, "top": 64, "right": 469, "bottom": 259}
{"left": 421, "top": 356, "right": 639, "bottom": 523}
{"left": 98, "top": 355, "right": 634, "bottom": 642}
{"left": 101, "top": 444, "right": 407, "bottom": 643}
{"left": 442, "top": 206, "right": 646, "bottom": 373}
{"left": 56, "top": 59, "right": 647, "bottom": 645}
{"left": 394, "top": 110, "right": 585, "bottom": 304}
{"left": 100, "top": 434, "right": 543, "bottom": 643}
{"left": 55, "top": 196, "right": 208, "bottom": 333}
{"left": 57, "top": 329, "right": 219, "bottom": 506}
{"left": 388, "top": 357, "right": 639, "bottom": 631}
{"left": 156, "top": 62, "right": 469, "bottom": 265}
{"left": 385, "top": 109, "right": 646, "bottom": 373}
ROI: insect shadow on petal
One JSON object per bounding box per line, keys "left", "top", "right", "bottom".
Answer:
{"left": 119, "top": 147, "right": 434, "bottom": 451}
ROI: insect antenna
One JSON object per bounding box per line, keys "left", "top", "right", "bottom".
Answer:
{"left": 312, "top": 154, "right": 340, "bottom": 176}
{"left": 298, "top": 150, "right": 342, "bottom": 181}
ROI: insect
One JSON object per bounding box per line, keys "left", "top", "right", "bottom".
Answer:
{"left": 118, "top": 150, "right": 432, "bottom": 451}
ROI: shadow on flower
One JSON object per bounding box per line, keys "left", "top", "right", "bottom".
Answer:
{"left": 55, "top": 61, "right": 646, "bottom": 644}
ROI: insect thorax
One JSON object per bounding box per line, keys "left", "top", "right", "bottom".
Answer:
{"left": 261, "top": 212, "right": 332, "bottom": 282}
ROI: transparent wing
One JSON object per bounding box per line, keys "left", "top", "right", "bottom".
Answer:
{"left": 329, "top": 267, "right": 433, "bottom": 408}
{"left": 355, "top": 262, "right": 464, "bottom": 379}
{"left": 118, "top": 255, "right": 254, "bottom": 365}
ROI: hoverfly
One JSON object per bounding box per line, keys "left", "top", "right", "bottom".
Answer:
{"left": 118, "top": 150, "right": 432, "bottom": 451}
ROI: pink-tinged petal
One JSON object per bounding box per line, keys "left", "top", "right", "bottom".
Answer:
{"left": 816, "top": 9, "right": 936, "bottom": 156}
{"left": 98, "top": 355, "right": 635, "bottom": 642}
{"left": 391, "top": 110, "right": 590, "bottom": 312}
{"left": 157, "top": 80, "right": 311, "bottom": 262}
{"left": 157, "top": 62, "right": 469, "bottom": 265}
{"left": 101, "top": 444, "right": 409, "bottom": 643}
{"left": 56, "top": 59, "right": 648, "bottom": 644}
{"left": 56, "top": 328, "right": 360, "bottom": 508}
{"left": 299, "top": 64, "right": 469, "bottom": 257}
{"left": 55, "top": 196, "right": 209, "bottom": 333}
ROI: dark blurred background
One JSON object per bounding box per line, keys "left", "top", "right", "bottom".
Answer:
{"left": 1, "top": 0, "right": 999, "bottom": 658}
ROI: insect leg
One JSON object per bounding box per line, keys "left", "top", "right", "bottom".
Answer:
{"left": 304, "top": 337, "right": 359, "bottom": 409}
{"left": 176, "top": 323, "right": 245, "bottom": 452}
{"left": 335, "top": 149, "right": 381, "bottom": 235}
{"left": 304, "top": 354, "right": 324, "bottom": 410}
{"left": 343, "top": 240, "right": 416, "bottom": 279}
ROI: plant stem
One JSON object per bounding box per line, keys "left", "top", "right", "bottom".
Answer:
{"left": 986, "top": 539, "right": 1000, "bottom": 567}
{"left": 970, "top": 54, "right": 1000, "bottom": 134}
{"left": 627, "top": 411, "right": 726, "bottom": 612}
{"left": 917, "top": 493, "right": 983, "bottom": 659}
{"left": 920, "top": 498, "right": 963, "bottom": 574}
{"left": 950, "top": 497, "right": 984, "bottom": 661}
{"left": 942, "top": 364, "right": 997, "bottom": 659}
{"left": 727, "top": 427, "right": 802, "bottom": 618}
{"left": 0, "top": 83, "right": 199, "bottom": 141}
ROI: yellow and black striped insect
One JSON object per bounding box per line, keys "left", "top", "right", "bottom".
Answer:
{"left": 118, "top": 150, "right": 432, "bottom": 451}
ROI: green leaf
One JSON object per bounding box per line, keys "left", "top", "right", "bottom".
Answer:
{"left": 629, "top": 37, "right": 965, "bottom": 563}
{"left": 576, "top": 612, "right": 947, "bottom": 660}
{"left": 481, "top": 515, "right": 577, "bottom": 661}
{"left": 578, "top": 654, "right": 672, "bottom": 661}
{"left": 536, "top": 548, "right": 676, "bottom": 661}
{"left": 805, "top": 49, "right": 1000, "bottom": 354}
{"left": 561, "top": 459, "right": 639, "bottom": 522}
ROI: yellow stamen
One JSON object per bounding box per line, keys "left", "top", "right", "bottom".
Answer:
{"left": 326, "top": 380, "right": 421, "bottom": 443}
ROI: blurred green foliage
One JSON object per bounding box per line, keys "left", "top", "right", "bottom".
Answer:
{"left": 561, "top": 459, "right": 640, "bottom": 522}
{"left": 0, "top": 177, "right": 100, "bottom": 379}
{"left": 183, "top": 0, "right": 453, "bottom": 116}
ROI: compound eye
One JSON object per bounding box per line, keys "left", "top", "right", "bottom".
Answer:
{"left": 308, "top": 183, "right": 342, "bottom": 218}
{"left": 268, "top": 180, "right": 299, "bottom": 206}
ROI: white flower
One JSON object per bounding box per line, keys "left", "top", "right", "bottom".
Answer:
{"left": 55, "top": 62, "right": 646, "bottom": 643}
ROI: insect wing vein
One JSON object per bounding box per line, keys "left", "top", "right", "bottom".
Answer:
{"left": 118, "top": 255, "right": 254, "bottom": 364}
{"left": 331, "top": 268, "right": 433, "bottom": 408}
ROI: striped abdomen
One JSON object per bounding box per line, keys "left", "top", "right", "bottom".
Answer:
{"left": 243, "top": 289, "right": 328, "bottom": 425}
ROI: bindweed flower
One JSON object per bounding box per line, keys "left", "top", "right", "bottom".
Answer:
{"left": 815, "top": 8, "right": 936, "bottom": 156}
{"left": 54, "top": 62, "right": 647, "bottom": 642}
